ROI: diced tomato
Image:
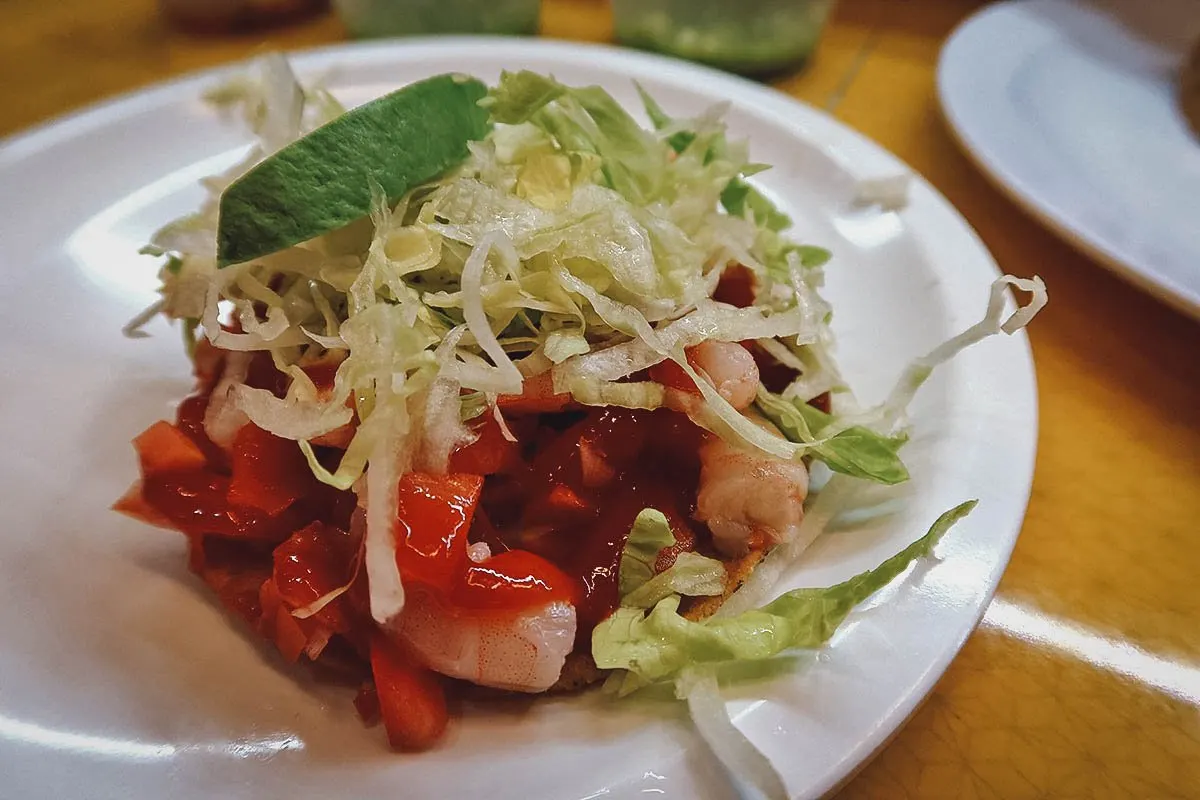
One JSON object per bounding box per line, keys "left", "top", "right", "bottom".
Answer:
{"left": 448, "top": 414, "right": 519, "bottom": 476}
{"left": 228, "top": 425, "right": 315, "bottom": 516}
{"left": 370, "top": 634, "right": 448, "bottom": 751}
{"left": 648, "top": 349, "right": 711, "bottom": 396}
{"left": 495, "top": 371, "right": 574, "bottom": 414}
{"left": 544, "top": 484, "right": 589, "bottom": 514}
{"left": 185, "top": 539, "right": 271, "bottom": 627}
{"left": 186, "top": 533, "right": 207, "bottom": 576}
{"left": 526, "top": 408, "right": 643, "bottom": 493}
{"left": 647, "top": 358, "right": 694, "bottom": 393}
{"left": 175, "top": 394, "right": 229, "bottom": 471}
{"left": 112, "top": 480, "right": 174, "bottom": 529}
{"left": 245, "top": 351, "right": 288, "bottom": 397}
{"left": 713, "top": 263, "right": 757, "bottom": 308}
{"left": 742, "top": 341, "right": 798, "bottom": 395}
{"left": 522, "top": 482, "right": 596, "bottom": 531}
{"left": 209, "top": 569, "right": 270, "bottom": 627}
{"left": 576, "top": 409, "right": 648, "bottom": 473}
{"left": 354, "top": 683, "right": 381, "bottom": 726}
{"left": 644, "top": 408, "right": 708, "bottom": 469}
{"left": 301, "top": 359, "right": 341, "bottom": 396}
{"left": 467, "top": 507, "right": 510, "bottom": 556}
{"left": 452, "top": 550, "right": 577, "bottom": 610}
{"left": 192, "top": 338, "right": 224, "bottom": 392}
{"left": 133, "top": 420, "right": 208, "bottom": 476}
{"left": 259, "top": 579, "right": 310, "bottom": 663}
{"left": 142, "top": 470, "right": 298, "bottom": 541}
{"left": 393, "top": 473, "right": 483, "bottom": 592}
{"left": 578, "top": 438, "right": 616, "bottom": 488}
{"left": 272, "top": 522, "right": 356, "bottom": 633}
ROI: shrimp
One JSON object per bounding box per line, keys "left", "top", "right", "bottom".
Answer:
{"left": 694, "top": 414, "right": 810, "bottom": 557}
{"left": 654, "top": 340, "right": 760, "bottom": 413}
{"left": 688, "top": 340, "right": 760, "bottom": 410}
{"left": 393, "top": 588, "right": 577, "bottom": 693}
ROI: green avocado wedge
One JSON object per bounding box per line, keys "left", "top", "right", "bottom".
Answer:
{"left": 216, "top": 73, "right": 491, "bottom": 268}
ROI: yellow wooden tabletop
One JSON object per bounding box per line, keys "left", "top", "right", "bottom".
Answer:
{"left": 3, "top": 0, "right": 1198, "bottom": 797}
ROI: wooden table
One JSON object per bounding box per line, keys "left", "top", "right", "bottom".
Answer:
{"left": 3, "top": 0, "right": 1198, "bottom": 796}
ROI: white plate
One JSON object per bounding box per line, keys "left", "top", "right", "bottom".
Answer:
{"left": 938, "top": 0, "right": 1200, "bottom": 319}
{"left": 0, "top": 39, "right": 1038, "bottom": 800}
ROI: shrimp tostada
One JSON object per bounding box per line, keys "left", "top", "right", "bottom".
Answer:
{"left": 115, "top": 55, "right": 1045, "bottom": 789}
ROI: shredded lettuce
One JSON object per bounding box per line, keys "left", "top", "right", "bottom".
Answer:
{"left": 618, "top": 509, "right": 724, "bottom": 608}
{"left": 623, "top": 552, "right": 725, "bottom": 609}
{"left": 592, "top": 500, "right": 976, "bottom": 687}
{"left": 676, "top": 666, "right": 789, "bottom": 800}
{"left": 755, "top": 388, "right": 910, "bottom": 484}
{"left": 618, "top": 509, "right": 676, "bottom": 597}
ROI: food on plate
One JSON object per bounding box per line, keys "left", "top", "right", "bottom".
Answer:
{"left": 115, "top": 54, "right": 1045, "bottom": 795}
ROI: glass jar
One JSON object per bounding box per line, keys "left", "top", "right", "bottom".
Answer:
{"left": 333, "top": 0, "right": 540, "bottom": 37}
{"left": 612, "top": 0, "right": 836, "bottom": 76}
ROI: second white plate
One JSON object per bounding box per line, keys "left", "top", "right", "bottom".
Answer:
{"left": 939, "top": 0, "right": 1200, "bottom": 319}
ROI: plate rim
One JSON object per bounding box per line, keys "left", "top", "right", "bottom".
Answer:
{"left": 0, "top": 35, "right": 1040, "bottom": 800}
{"left": 936, "top": 0, "right": 1200, "bottom": 320}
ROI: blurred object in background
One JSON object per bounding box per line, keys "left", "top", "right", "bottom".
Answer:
{"left": 1182, "top": 37, "right": 1200, "bottom": 141}
{"left": 333, "top": 0, "right": 540, "bottom": 37}
{"left": 160, "top": 0, "right": 328, "bottom": 32}
{"left": 612, "top": 0, "right": 836, "bottom": 76}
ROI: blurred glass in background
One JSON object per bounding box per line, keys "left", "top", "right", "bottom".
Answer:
{"left": 160, "top": 0, "right": 328, "bottom": 31}
{"left": 333, "top": 0, "right": 540, "bottom": 37}
{"left": 612, "top": 0, "right": 836, "bottom": 75}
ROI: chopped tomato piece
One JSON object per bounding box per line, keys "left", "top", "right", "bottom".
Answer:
{"left": 354, "top": 683, "right": 381, "bottom": 726}
{"left": 175, "top": 394, "right": 229, "bottom": 471}
{"left": 272, "top": 522, "right": 356, "bottom": 633}
{"left": 495, "top": 371, "right": 573, "bottom": 414}
{"left": 112, "top": 480, "right": 174, "bottom": 529}
{"left": 544, "top": 483, "right": 589, "bottom": 514}
{"left": 393, "top": 473, "right": 483, "bottom": 592}
{"left": 576, "top": 409, "right": 648, "bottom": 473}
{"left": 228, "top": 425, "right": 314, "bottom": 516}
{"left": 142, "top": 470, "right": 298, "bottom": 541}
{"left": 453, "top": 550, "right": 578, "bottom": 610}
{"left": 192, "top": 338, "right": 224, "bottom": 392}
{"left": 370, "top": 634, "right": 448, "bottom": 751}
{"left": 187, "top": 534, "right": 274, "bottom": 575}
{"left": 644, "top": 408, "right": 707, "bottom": 468}
{"left": 133, "top": 420, "right": 208, "bottom": 476}
{"left": 742, "top": 341, "right": 800, "bottom": 395}
{"left": 448, "top": 414, "right": 519, "bottom": 475}
{"left": 245, "top": 351, "right": 288, "bottom": 397}
{"left": 467, "top": 507, "right": 510, "bottom": 556}
{"left": 527, "top": 408, "right": 645, "bottom": 493}
{"left": 648, "top": 358, "right": 694, "bottom": 393}
{"left": 713, "top": 263, "right": 757, "bottom": 308}
{"left": 301, "top": 358, "right": 342, "bottom": 396}
{"left": 259, "top": 579, "right": 310, "bottom": 663}
{"left": 578, "top": 439, "right": 618, "bottom": 488}
{"left": 210, "top": 569, "right": 270, "bottom": 627}
{"left": 649, "top": 346, "right": 727, "bottom": 396}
